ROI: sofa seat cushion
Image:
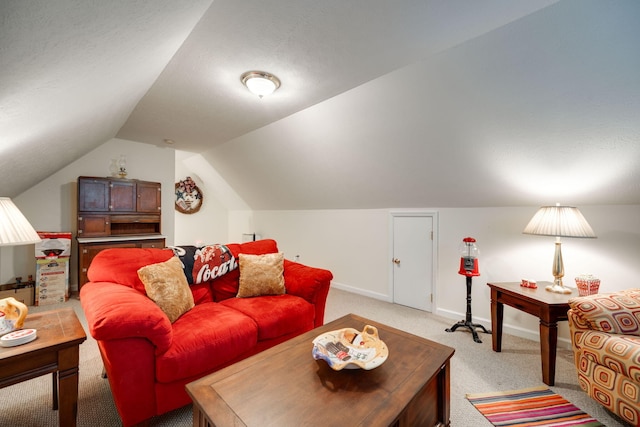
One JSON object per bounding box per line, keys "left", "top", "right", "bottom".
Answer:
{"left": 220, "top": 295, "right": 315, "bottom": 341}
{"left": 156, "top": 302, "right": 258, "bottom": 383}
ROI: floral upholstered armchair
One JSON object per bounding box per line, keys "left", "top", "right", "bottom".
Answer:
{"left": 568, "top": 288, "right": 640, "bottom": 426}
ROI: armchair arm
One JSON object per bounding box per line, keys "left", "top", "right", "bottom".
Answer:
{"left": 572, "top": 328, "right": 640, "bottom": 382}
{"left": 80, "top": 281, "right": 173, "bottom": 354}
{"left": 283, "top": 259, "right": 333, "bottom": 326}
{"left": 568, "top": 288, "right": 640, "bottom": 336}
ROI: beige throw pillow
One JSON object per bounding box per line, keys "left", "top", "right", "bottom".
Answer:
{"left": 137, "top": 256, "right": 194, "bottom": 323}
{"left": 237, "top": 253, "right": 285, "bottom": 298}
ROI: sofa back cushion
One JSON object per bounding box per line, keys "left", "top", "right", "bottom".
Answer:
{"left": 88, "top": 247, "right": 215, "bottom": 304}
{"left": 88, "top": 248, "right": 175, "bottom": 294}
{"left": 212, "top": 239, "right": 279, "bottom": 301}
{"left": 568, "top": 288, "right": 640, "bottom": 336}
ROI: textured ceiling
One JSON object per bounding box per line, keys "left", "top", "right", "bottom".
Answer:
{"left": 117, "top": 0, "right": 562, "bottom": 151}
{"left": 0, "top": 0, "right": 214, "bottom": 197}
{"left": 2, "top": 0, "right": 639, "bottom": 209}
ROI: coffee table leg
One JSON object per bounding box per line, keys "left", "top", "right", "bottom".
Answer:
{"left": 439, "top": 359, "right": 451, "bottom": 426}
{"left": 58, "top": 346, "right": 81, "bottom": 427}
{"left": 52, "top": 371, "right": 58, "bottom": 410}
{"left": 539, "top": 319, "right": 558, "bottom": 386}
{"left": 491, "top": 293, "right": 503, "bottom": 352}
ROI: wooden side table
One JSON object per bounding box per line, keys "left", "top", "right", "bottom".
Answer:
{"left": 487, "top": 282, "right": 571, "bottom": 386}
{"left": 0, "top": 307, "right": 87, "bottom": 426}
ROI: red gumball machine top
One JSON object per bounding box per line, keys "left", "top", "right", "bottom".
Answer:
{"left": 458, "top": 237, "right": 480, "bottom": 277}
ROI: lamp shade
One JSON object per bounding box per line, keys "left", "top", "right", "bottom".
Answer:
{"left": 523, "top": 205, "right": 596, "bottom": 238}
{"left": 0, "top": 198, "right": 41, "bottom": 246}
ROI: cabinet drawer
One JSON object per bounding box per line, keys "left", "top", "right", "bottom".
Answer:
{"left": 109, "top": 214, "right": 160, "bottom": 223}
{"left": 78, "top": 215, "right": 110, "bottom": 237}
{"left": 498, "top": 292, "right": 540, "bottom": 317}
{"left": 139, "top": 239, "right": 166, "bottom": 249}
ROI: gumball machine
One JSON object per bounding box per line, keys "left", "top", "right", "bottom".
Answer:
{"left": 446, "top": 237, "right": 491, "bottom": 343}
{"left": 458, "top": 237, "right": 480, "bottom": 277}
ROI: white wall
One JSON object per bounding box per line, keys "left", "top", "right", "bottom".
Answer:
{"left": 2, "top": 138, "right": 176, "bottom": 290}
{"left": 252, "top": 205, "right": 640, "bottom": 346}
{"left": 253, "top": 209, "right": 391, "bottom": 298}
{"left": 174, "top": 151, "right": 229, "bottom": 246}
{"left": 174, "top": 151, "right": 253, "bottom": 246}
{"left": 5, "top": 136, "right": 639, "bottom": 349}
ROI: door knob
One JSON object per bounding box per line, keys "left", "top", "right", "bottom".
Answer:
{"left": 393, "top": 258, "right": 401, "bottom": 265}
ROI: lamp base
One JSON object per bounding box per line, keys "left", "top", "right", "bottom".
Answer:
{"left": 545, "top": 283, "right": 572, "bottom": 294}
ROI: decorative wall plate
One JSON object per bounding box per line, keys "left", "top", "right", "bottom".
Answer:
{"left": 175, "top": 177, "right": 203, "bottom": 214}
{"left": 312, "top": 325, "right": 388, "bottom": 370}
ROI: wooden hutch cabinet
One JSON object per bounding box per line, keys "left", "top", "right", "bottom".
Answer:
{"left": 77, "top": 176, "right": 166, "bottom": 289}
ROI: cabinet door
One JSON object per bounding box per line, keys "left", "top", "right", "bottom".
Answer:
{"left": 110, "top": 180, "right": 136, "bottom": 212}
{"left": 78, "top": 177, "right": 109, "bottom": 212}
{"left": 78, "top": 215, "right": 110, "bottom": 237}
{"left": 137, "top": 181, "right": 162, "bottom": 213}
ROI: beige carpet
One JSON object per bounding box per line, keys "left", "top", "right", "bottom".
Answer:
{"left": 0, "top": 288, "right": 630, "bottom": 426}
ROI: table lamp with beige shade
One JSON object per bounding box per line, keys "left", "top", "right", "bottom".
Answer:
{"left": 523, "top": 203, "right": 596, "bottom": 294}
{"left": 0, "top": 197, "right": 41, "bottom": 333}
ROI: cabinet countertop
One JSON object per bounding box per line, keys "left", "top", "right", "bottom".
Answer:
{"left": 77, "top": 234, "right": 166, "bottom": 244}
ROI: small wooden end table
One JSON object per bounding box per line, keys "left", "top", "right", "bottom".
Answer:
{"left": 487, "top": 282, "right": 571, "bottom": 386}
{"left": 0, "top": 307, "right": 87, "bottom": 426}
{"left": 187, "top": 313, "right": 455, "bottom": 427}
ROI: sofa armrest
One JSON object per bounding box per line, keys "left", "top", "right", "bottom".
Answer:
{"left": 80, "top": 281, "right": 173, "bottom": 354}
{"left": 98, "top": 337, "right": 158, "bottom": 426}
{"left": 568, "top": 288, "right": 640, "bottom": 336}
{"left": 283, "top": 260, "right": 333, "bottom": 326}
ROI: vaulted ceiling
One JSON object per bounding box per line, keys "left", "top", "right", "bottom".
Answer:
{"left": 2, "top": 0, "right": 639, "bottom": 209}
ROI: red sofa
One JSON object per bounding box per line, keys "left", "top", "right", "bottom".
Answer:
{"left": 80, "top": 239, "right": 333, "bottom": 426}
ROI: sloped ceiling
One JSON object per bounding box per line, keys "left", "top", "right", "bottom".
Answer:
{"left": 2, "top": 0, "right": 639, "bottom": 209}
{"left": 1, "top": 0, "right": 214, "bottom": 197}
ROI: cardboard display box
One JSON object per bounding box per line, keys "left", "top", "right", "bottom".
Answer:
{"left": 35, "top": 258, "right": 68, "bottom": 305}
{"left": 34, "top": 231, "right": 71, "bottom": 306}
{"left": 0, "top": 285, "right": 35, "bottom": 306}
{"left": 35, "top": 232, "right": 72, "bottom": 258}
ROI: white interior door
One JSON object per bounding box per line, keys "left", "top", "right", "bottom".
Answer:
{"left": 392, "top": 214, "right": 434, "bottom": 312}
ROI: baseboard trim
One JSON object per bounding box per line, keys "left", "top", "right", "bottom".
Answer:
{"left": 330, "top": 282, "right": 392, "bottom": 303}
{"left": 436, "top": 307, "right": 571, "bottom": 349}
{"left": 329, "top": 285, "right": 571, "bottom": 350}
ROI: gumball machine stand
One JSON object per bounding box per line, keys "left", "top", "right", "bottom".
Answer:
{"left": 445, "top": 237, "right": 491, "bottom": 343}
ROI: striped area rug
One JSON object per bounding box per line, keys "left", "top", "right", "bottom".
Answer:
{"left": 466, "top": 386, "right": 604, "bottom": 426}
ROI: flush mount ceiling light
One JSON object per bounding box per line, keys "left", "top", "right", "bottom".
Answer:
{"left": 241, "top": 71, "right": 281, "bottom": 98}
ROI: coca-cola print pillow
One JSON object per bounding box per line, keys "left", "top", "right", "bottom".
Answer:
{"left": 170, "top": 244, "right": 237, "bottom": 285}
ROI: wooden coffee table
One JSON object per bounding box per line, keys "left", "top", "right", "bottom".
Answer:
{"left": 187, "top": 313, "right": 455, "bottom": 427}
{"left": 487, "top": 281, "right": 571, "bottom": 386}
{"left": 0, "top": 307, "right": 87, "bottom": 427}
